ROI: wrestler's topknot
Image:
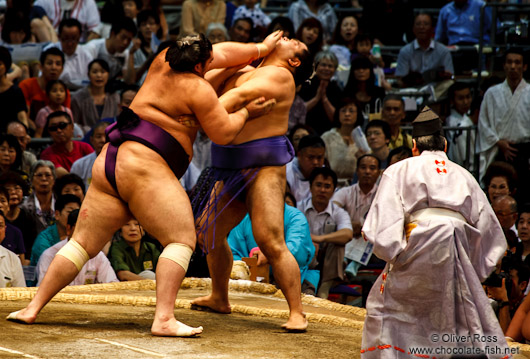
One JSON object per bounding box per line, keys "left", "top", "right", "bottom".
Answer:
{"left": 166, "top": 33, "right": 212, "bottom": 73}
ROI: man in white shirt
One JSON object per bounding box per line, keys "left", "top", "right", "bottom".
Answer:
{"left": 477, "top": 47, "right": 530, "bottom": 201}
{"left": 82, "top": 17, "right": 138, "bottom": 85}
{"left": 298, "top": 167, "right": 352, "bottom": 299}
{"left": 286, "top": 134, "right": 326, "bottom": 203}
{"left": 45, "top": 18, "right": 94, "bottom": 91}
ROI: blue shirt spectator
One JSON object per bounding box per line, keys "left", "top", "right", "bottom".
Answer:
{"left": 228, "top": 204, "right": 319, "bottom": 289}
{"left": 435, "top": 0, "right": 494, "bottom": 45}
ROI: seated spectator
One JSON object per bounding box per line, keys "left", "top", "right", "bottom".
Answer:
{"left": 266, "top": 16, "right": 295, "bottom": 39}
{"left": 343, "top": 57, "right": 386, "bottom": 124}
{"left": 71, "top": 59, "right": 120, "bottom": 132}
{"left": 295, "top": 18, "right": 323, "bottom": 64}
{"left": 71, "top": 122, "right": 111, "bottom": 190}
{"left": 0, "top": 210, "right": 26, "bottom": 288}
{"left": 492, "top": 195, "right": 519, "bottom": 245}
{"left": 1, "top": 7, "right": 45, "bottom": 80}
{"left": 133, "top": 9, "right": 163, "bottom": 84}
{"left": 286, "top": 134, "right": 326, "bottom": 203}
{"left": 53, "top": 173, "right": 86, "bottom": 202}
{"left": 6, "top": 122, "right": 37, "bottom": 175}
{"left": 518, "top": 206, "right": 530, "bottom": 266}
{"left": 228, "top": 192, "right": 318, "bottom": 293}
{"left": 381, "top": 94, "right": 412, "bottom": 150}
{"left": 205, "top": 23, "right": 229, "bottom": 44}
{"left": 487, "top": 259, "right": 530, "bottom": 334}
{"left": 387, "top": 145, "right": 412, "bottom": 167}
{"left": 299, "top": 51, "right": 342, "bottom": 135}
{"left": 353, "top": 34, "right": 391, "bottom": 91}
{"left": 30, "top": 194, "right": 81, "bottom": 266}
{"left": 40, "top": 111, "right": 95, "bottom": 177}
{"left": 108, "top": 219, "right": 161, "bottom": 281}
{"left": 435, "top": 0, "right": 494, "bottom": 74}
{"left": 30, "top": 0, "right": 100, "bottom": 42}
{"left": 298, "top": 167, "right": 353, "bottom": 298}
{"left": 365, "top": 120, "right": 391, "bottom": 169}
{"left": 0, "top": 187, "right": 26, "bottom": 264}
{"left": 45, "top": 18, "right": 94, "bottom": 91}
{"left": 81, "top": 17, "right": 138, "bottom": 88}
{"left": 445, "top": 82, "right": 475, "bottom": 171}
{"left": 321, "top": 101, "right": 363, "bottom": 185}
{"left": 287, "top": 0, "right": 337, "bottom": 44}
{"left": 20, "top": 160, "right": 56, "bottom": 237}
{"left": 328, "top": 15, "right": 359, "bottom": 88}
{"left": 180, "top": 0, "right": 226, "bottom": 36}
{"left": 228, "top": 17, "right": 253, "bottom": 43}
{"left": 484, "top": 161, "right": 518, "bottom": 203}
{"left": 34, "top": 80, "right": 76, "bottom": 138}
{"left": 122, "top": 0, "right": 141, "bottom": 22}
{"left": 288, "top": 124, "right": 313, "bottom": 154}
{"left": 19, "top": 47, "right": 71, "bottom": 128}
{"left": 395, "top": 13, "right": 453, "bottom": 88}
{"left": 232, "top": 0, "right": 271, "bottom": 40}
{"left": 0, "top": 46, "right": 29, "bottom": 131}
{"left": 332, "top": 154, "right": 380, "bottom": 236}
{"left": 0, "top": 134, "right": 26, "bottom": 178}
{"left": 37, "top": 209, "right": 118, "bottom": 286}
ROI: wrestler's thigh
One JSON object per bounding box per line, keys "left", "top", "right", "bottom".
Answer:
{"left": 73, "top": 157, "right": 133, "bottom": 257}
{"left": 113, "top": 143, "right": 197, "bottom": 249}
{"left": 247, "top": 166, "right": 286, "bottom": 248}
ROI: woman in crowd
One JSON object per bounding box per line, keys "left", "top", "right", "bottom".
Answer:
{"left": 288, "top": 124, "right": 315, "bottom": 154}
{"left": 206, "top": 22, "right": 229, "bottom": 44}
{"left": 321, "top": 100, "right": 364, "bottom": 185}
{"left": 295, "top": 17, "right": 323, "bottom": 64}
{"left": 288, "top": 0, "right": 337, "bottom": 43}
{"left": 328, "top": 15, "right": 359, "bottom": 88}
{"left": 299, "top": 51, "right": 343, "bottom": 135}
{"left": 53, "top": 173, "right": 86, "bottom": 202}
{"left": 266, "top": 16, "right": 295, "bottom": 39}
{"left": 71, "top": 59, "right": 120, "bottom": 133}
{"left": 0, "top": 171, "right": 36, "bottom": 261}
{"left": 483, "top": 161, "right": 518, "bottom": 203}
{"left": 134, "top": 9, "right": 163, "bottom": 84}
{"left": 20, "top": 160, "right": 56, "bottom": 236}
{"left": 0, "top": 134, "right": 26, "bottom": 178}
{"left": 343, "top": 56, "right": 386, "bottom": 126}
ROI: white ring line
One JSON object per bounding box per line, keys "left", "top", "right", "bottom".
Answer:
{"left": 0, "top": 345, "right": 42, "bottom": 359}
{"left": 95, "top": 338, "right": 166, "bottom": 357}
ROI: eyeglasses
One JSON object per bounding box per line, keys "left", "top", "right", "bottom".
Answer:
{"left": 48, "top": 122, "right": 70, "bottom": 132}
{"left": 4, "top": 185, "right": 22, "bottom": 193}
{"left": 34, "top": 173, "right": 53, "bottom": 179}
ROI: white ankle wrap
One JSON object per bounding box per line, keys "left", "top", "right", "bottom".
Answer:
{"left": 159, "top": 243, "right": 193, "bottom": 272}
{"left": 56, "top": 239, "right": 89, "bottom": 271}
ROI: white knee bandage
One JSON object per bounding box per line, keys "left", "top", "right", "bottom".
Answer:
{"left": 159, "top": 243, "right": 193, "bottom": 272}
{"left": 56, "top": 239, "right": 90, "bottom": 271}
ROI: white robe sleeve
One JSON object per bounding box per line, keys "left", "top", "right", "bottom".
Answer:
{"left": 362, "top": 173, "right": 406, "bottom": 262}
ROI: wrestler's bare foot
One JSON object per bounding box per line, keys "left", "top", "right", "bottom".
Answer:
{"left": 281, "top": 312, "right": 308, "bottom": 333}
{"left": 191, "top": 294, "right": 231, "bottom": 314}
{"left": 151, "top": 317, "right": 203, "bottom": 337}
{"left": 6, "top": 308, "right": 37, "bottom": 324}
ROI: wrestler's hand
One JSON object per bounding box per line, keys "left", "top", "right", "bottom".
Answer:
{"left": 261, "top": 30, "right": 283, "bottom": 56}
{"left": 245, "top": 97, "right": 277, "bottom": 119}
{"left": 497, "top": 139, "right": 518, "bottom": 162}
{"left": 254, "top": 250, "right": 269, "bottom": 266}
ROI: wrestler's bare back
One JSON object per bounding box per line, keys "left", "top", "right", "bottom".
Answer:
{"left": 219, "top": 65, "right": 296, "bottom": 145}
{"left": 129, "top": 49, "right": 240, "bottom": 159}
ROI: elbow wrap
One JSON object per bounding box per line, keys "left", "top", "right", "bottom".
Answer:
{"left": 159, "top": 243, "right": 193, "bottom": 272}
{"left": 56, "top": 239, "right": 90, "bottom": 271}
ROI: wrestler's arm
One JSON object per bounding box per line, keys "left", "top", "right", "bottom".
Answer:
{"left": 190, "top": 79, "right": 249, "bottom": 145}
{"left": 208, "top": 30, "right": 282, "bottom": 71}
{"left": 218, "top": 67, "right": 293, "bottom": 115}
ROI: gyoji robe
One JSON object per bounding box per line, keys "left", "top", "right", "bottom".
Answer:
{"left": 360, "top": 151, "right": 509, "bottom": 358}
{"left": 477, "top": 79, "right": 530, "bottom": 182}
